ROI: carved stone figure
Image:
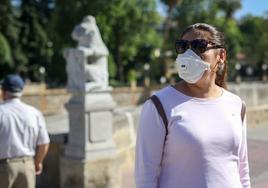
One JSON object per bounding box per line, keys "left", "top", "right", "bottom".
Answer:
{"left": 61, "top": 16, "right": 118, "bottom": 188}
{"left": 64, "top": 15, "right": 110, "bottom": 92}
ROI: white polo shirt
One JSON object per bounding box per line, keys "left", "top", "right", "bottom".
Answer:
{"left": 0, "top": 98, "right": 50, "bottom": 159}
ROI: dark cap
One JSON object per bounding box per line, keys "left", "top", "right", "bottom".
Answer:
{"left": 0, "top": 74, "right": 25, "bottom": 93}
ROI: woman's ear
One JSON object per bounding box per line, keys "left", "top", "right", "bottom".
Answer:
{"left": 218, "top": 49, "right": 226, "bottom": 63}
{"left": 215, "top": 49, "right": 227, "bottom": 74}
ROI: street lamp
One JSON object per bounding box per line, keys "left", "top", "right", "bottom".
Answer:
{"left": 160, "top": 76, "right": 167, "bottom": 85}
{"left": 235, "top": 63, "right": 242, "bottom": 83}
{"left": 245, "top": 66, "right": 253, "bottom": 80}
{"left": 39, "top": 66, "right": 46, "bottom": 83}
{"left": 154, "top": 48, "right": 161, "bottom": 58}
{"left": 261, "top": 64, "right": 268, "bottom": 81}
{"left": 144, "top": 63, "right": 150, "bottom": 87}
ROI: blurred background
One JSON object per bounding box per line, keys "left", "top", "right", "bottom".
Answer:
{"left": 1, "top": 0, "right": 268, "bottom": 87}
{"left": 1, "top": 0, "right": 268, "bottom": 188}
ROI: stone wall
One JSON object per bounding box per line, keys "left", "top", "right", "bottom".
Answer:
{"left": 228, "top": 82, "right": 268, "bottom": 127}
{"left": 228, "top": 82, "right": 268, "bottom": 107}
{"left": 22, "top": 89, "right": 70, "bottom": 115}
{"left": 9, "top": 82, "right": 268, "bottom": 116}
{"left": 11, "top": 85, "right": 145, "bottom": 115}
{"left": 14, "top": 82, "right": 268, "bottom": 130}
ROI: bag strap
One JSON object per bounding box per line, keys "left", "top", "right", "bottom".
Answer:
{"left": 241, "top": 101, "right": 246, "bottom": 123}
{"left": 150, "top": 95, "right": 168, "bottom": 136}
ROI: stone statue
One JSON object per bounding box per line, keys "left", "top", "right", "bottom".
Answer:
{"left": 64, "top": 15, "right": 110, "bottom": 92}
{"left": 62, "top": 15, "right": 119, "bottom": 188}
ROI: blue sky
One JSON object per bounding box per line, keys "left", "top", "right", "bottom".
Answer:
{"left": 157, "top": 0, "right": 268, "bottom": 19}
{"left": 11, "top": 0, "right": 268, "bottom": 19}
{"left": 235, "top": 0, "right": 268, "bottom": 19}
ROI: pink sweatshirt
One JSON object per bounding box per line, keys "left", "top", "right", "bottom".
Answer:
{"left": 135, "top": 86, "right": 251, "bottom": 188}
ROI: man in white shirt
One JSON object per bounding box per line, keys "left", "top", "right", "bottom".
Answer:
{"left": 0, "top": 74, "right": 50, "bottom": 188}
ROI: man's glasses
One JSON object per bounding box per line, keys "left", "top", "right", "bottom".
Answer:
{"left": 175, "top": 39, "right": 223, "bottom": 55}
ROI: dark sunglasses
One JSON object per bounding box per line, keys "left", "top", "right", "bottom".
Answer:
{"left": 175, "top": 39, "right": 223, "bottom": 55}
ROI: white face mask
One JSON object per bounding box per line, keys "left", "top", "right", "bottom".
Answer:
{"left": 175, "top": 49, "right": 211, "bottom": 84}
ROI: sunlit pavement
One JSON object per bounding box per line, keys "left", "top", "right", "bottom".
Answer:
{"left": 248, "top": 139, "right": 268, "bottom": 188}
{"left": 248, "top": 123, "right": 268, "bottom": 188}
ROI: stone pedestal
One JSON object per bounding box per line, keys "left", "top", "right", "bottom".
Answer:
{"left": 64, "top": 92, "right": 116, "bottom": 160}
{"left": 60, "top": 156, "right": 119, "bottom": 188}
{"left": 60, "top": 92, "right": 119, "bottom": 188}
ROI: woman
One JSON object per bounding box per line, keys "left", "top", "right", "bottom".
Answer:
{"left": 135, "top": 23, "right": 251, "bottom": 188}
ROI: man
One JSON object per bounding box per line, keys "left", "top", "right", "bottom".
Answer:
{"left": 0, "top": 74, "right": 50, "bottom": 188}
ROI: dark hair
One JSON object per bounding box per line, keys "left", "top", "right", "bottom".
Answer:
{"left": 181, "top": 23, "right": 227, "bottom": 89}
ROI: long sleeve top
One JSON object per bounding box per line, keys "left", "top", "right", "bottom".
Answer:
{"left": 135, "top": 86, "right": 251, "bottom": 188}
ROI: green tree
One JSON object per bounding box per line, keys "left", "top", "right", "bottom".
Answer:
{"left": 0, "top": 0, "right": 13, "bottom": 67}
{"left": 49, "top": 0, "right": 162, "bottom": 84}
{"left": 18, "top": 0, "right": 52, "bottom": 80}
{"left": 0, "top": 0, "right": 22, "bottom": 77}
{"left": 165, "top": 0, "right": 222, "bottom": 50}
{"left": 238, "top": 14, "right": 268, "bottom": 79}
{"left": 239, "top": 15, "right": 264, "bottom": 63}
{"left": 0, "top": 33, "right": 12, "bottom": 65}
{"left": 0, "top": 33, "right": 13, "bottom": 77}
{"left": 100, "top": 0, "right": 162, "bottom": 82}
{"left": 160, "top": 0, "right": 183, "bottom": 50}
{"left": 216, "top": 0, "right": 243, "bottom": 61}
{"left": 218, "top": 0, "right": 241, "bottom": 21}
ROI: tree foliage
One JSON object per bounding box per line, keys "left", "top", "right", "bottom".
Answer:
{"left": 239, "top": 15, "right": 268, "bottom": 64}
{"left": 1, "top": 0, "right": 268, "bottom": 83}
{"left": 48, "top": 0, "right": 162, "bottom": 84}
{"left": 18, "top": 0, "right": 52, "bottom": 80}
{"left": 98, "top": 0, "right": 162, "bottom": 82}
{"left": 0, "top": 0, "right": 52, "bottom": 81}
{"left": 0, "top": 0, "right": 20, "bottom": 75}
{"left": 0, "top": 33, "right": 12, "bottom": 66}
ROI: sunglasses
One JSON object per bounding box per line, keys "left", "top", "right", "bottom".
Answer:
{"left": 175, "top": 39, "right": 223, "bottom": 55}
